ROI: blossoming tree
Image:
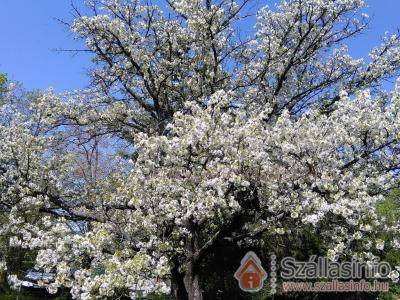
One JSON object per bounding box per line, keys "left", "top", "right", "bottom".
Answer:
{"left": 2, "top": 0, "right": 400, "bottom": 299}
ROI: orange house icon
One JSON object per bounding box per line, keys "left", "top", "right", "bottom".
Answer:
{"left": 234, "top": 251, "right": 267, "bottom": 292}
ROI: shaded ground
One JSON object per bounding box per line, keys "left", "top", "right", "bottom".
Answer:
{"left": 0, "top": 289, "right": 70, "bottom": 300}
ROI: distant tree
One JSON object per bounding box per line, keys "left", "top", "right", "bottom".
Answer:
{"left": 0, "top": 80, "right": 50, "bottom": 291}
{"left": 0, "top": 73, "right": 7, "bottom": 104}
{"left": 2, "top": 1, "right": 400, "bottom": 300}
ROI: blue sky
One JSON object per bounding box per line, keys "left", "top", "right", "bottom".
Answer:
{"left": 0, "top": 0, "right": 399, "bottom": 92}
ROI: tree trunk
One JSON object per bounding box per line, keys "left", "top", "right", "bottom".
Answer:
{"left": 181, "top": 220, "right": 203, "bottom": 300}
{"left": 171, "top": 265, "right": 188, "bottom": 300}
{"left": 183, "top": 261, "right": 203, "bottom": 300}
